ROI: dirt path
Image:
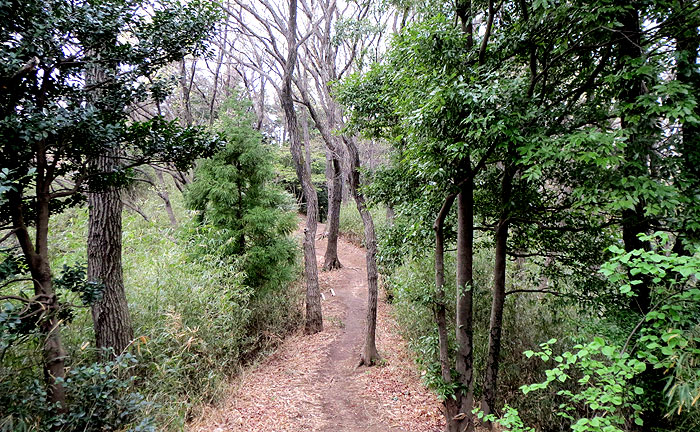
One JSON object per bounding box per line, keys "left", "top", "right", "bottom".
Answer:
{"left": 190, "top": 225, "right": 444, "bottom": 432}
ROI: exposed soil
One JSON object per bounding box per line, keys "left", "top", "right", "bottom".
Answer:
{"left": 189, "top": 224, "right": 444, "bottom": 432}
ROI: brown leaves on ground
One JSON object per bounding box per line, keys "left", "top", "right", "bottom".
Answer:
{"left": 189, "top": 225, "right": 443, "bottom": 431}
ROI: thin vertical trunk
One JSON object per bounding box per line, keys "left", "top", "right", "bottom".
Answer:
{"left": 455, "top": 173, "right": 475, "bottom": 432}
{"left": 434, "top": 194, "right": 460, "bottom": 430}
{"left": 281, "top": 0, "right": 322, "bottom": 334}
{"left": 298, "top": 97, "right": 343, "bottom": 270}
{"left": 325, "top": 147, "right": 333, "bottom": 223}
{"left": 9, "top": 183, "right": 67, "bottom": 414}
{"left": 481, "top": 162, "right": 514, "bottom": 419}
{"left": 156, "top": 170, "right": 178, "bottom": 228}
{"left": 88, "top": 151, "right": 133, "bottom": 356}
{"left": 301, "top": 108, "right": 318, "bottom": 221}
{"left": 344, "top": 136, "right": 379, "bottom": 365}
{"left": 323, "top": 151, "right": 343, "bottom": 270}
{"left": 180, "top": 58, "right": 195, "bottom": 127}
{"left": 450, "top": 4, "right": 476, "bottom": 427}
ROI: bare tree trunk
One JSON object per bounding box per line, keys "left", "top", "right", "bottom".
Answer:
{"left": 325, "top": 148, "right": 333, "bottom": 223}
{"left": 434, "top": 194, "right": 460, "bottom": 430}
{"left": 481, "top": 162, "right": 514, "bottom": 419}
{"left": 88, "top": 153, "right": 134, "bottom": 357}
{"left": 301, "top": 108, "right": 319, "bottom": 221}
{"left": 323, "top": 151, "right": 343, "bottom": 270}
{"left": 455, "top": 173, "right": 475, "bottom": 432}
{"left": 155, "top": 169, "right": 178, "bottom": 228}
{"left": 180, "top": 58, "right": 195, "bottom": 127}
{"left": 281, "top": 0, "right": 322, "bottom": 334}
{"left": 344, "top": 136, "right": 380, "bottom": 365}
{"left": 295, "top": 97, "right": 343, "bottom": 271}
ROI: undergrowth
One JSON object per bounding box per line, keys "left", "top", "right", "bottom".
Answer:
{"left": 8, "top": 184, "right": 303, "bottom": 430}
{"left": 384, "top": 247, "right": 581, "bottom": 430}
{"left": 338, "top": 203, "right": 388, "bottom": 246}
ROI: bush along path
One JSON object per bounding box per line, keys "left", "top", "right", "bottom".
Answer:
{"left": 189, "top": 223, "right": 444, "bottom": 432}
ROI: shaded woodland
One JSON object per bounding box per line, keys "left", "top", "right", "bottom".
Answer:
{"left": 1, "top": 0, "right": 699, "bottom": 431}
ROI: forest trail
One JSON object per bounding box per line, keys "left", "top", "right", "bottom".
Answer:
{"left": 189, "top": 223, "right": 444, "bottom": 432}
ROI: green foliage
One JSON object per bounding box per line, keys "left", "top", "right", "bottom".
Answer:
{"left": 511, "top": 235, "right": 700, "bottom": 430}
{"left": 0, "top": 0, "right": 222, "bottom": 209}
{"left": 338, "top": 203, "right": 387, "bottom": 247}
{"left": 2, "top": 183, "right": 302, "bottom": 429}
{"left": 270, "top": 142, "right": 328, "bottom": 221}
{"left": 185, "top": 97, "right": 298, "bottom": 292}
{"left": 522, "top": 338, "right": 645, "bottom": 431}
{"left": 0, "top": 353, "right": 154, "bottom": 431}
{"left": 474, "top": 404, "right": 535, "bottom": 432}
{"left": 0, "top": 258, "right": 99, "bottom": 339}
{"left": 603, "top": 234, "right": 700, "bottom": 420}
{"left": 53, "top": 264, "right": 103, "bottom": 306}
{"left": 386, "top": 246, "right": 573, "bottom": 426}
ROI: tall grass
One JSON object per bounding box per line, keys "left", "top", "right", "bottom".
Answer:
{"left": 43, "top": 185, "right": 302, "bottom": 429}
{"left": 338, "top": 203, "right": 388, "bottom": 246}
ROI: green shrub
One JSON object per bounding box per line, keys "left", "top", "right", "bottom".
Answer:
{"left": 0, "top": 352, "right": 154, "bottom": 431}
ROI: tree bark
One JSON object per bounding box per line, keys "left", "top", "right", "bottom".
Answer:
{"left": 344, "top": 136, "right": 380, "bottom": 365}
{"left": 674, "top": 6, "right": 700, "bottom": 216}
{"left": 88, "top": 152, "right": 134, "bottom": 357}
{"left": 281, "top": 0, "right": 323, "bottom": 334}
{"left": 9, "top": 183, "right": 67, "bottom": 414}
{"left": 481, "top": 162, "right": 514, "bottom": 419}
{"left": 155, "top": 169, "right": 178, "bottom": 228}
{"left": 455, "top": 174, "right": 475, "bottom": 432}
{"left": 616, "top": 5, "right": 665, "bottom": 431}
{"left": 618, "top": 3, "right": 654, "bottom": 316}
{"left": 434, "top": 194, "right": 460, "bottom": 429}
{"left": 323, "top": 152, "right": 343, "bottom": 270}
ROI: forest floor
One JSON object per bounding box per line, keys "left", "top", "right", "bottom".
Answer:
{"left": 189, "top": 223, "right": 445, "bottom": 432}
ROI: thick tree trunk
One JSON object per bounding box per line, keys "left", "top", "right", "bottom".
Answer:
{"left": 455, "top": 176, "right": 475, "bottom": 432}
{"left": 674, "top": 10, "right": 700, "bottom": 218}
{"left": 616, "top": 5, "right": 666, "bottom": 431}
{"left": 323, "top": 154, "right": 343, "bottom": 270}
{"left": 618, "top": 3, "right": 654, "bottom": 316}
{"left": 88, "top": 153, "right": 134, "bottom": 356}
{"left": 344, "top": 136, "right": 380, "bottom": 365}
{"left": 281, "top": 0, "right": 323, "bottom": 334}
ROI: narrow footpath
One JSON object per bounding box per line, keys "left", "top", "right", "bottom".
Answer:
{"left": 190, "top": 224, "right": 444, "bottom": 432}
